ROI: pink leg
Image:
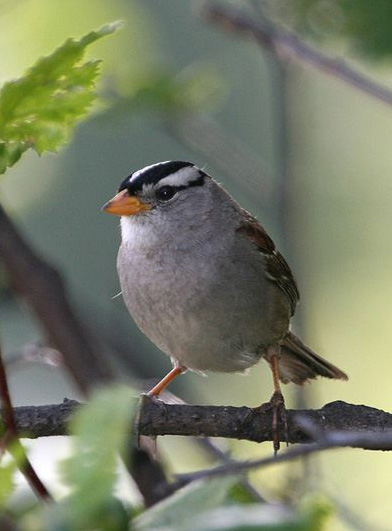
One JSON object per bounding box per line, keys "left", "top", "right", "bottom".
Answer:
{"left": 147, "top": 365, "right": 186, "bottom": 397}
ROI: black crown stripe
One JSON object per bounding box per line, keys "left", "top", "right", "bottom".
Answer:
{"left": 118, "top": 161, "right": 194, "bottom": 193}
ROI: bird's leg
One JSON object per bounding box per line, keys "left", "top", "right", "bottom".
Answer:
{"left": 138, "top": 365, "right": 186, "bottom": 458}
{"left": 269, "top": 348, "right": 288, "bottom": 455}
{"left": 147, "top": 365, "right": 186, "bottom": 397}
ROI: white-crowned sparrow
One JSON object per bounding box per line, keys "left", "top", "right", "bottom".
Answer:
{"left": 103, "top": 161, "right": 347, "bottom": 449}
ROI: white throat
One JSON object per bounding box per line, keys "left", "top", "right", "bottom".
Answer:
{"left": 120, "top": 215, "right": 158, "bottom": 248}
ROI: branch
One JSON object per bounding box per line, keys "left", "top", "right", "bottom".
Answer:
{"left": 175, "top": 428, "right": 392, "bottom": 487}
{"left": 203, "top": 2, "right": 392, "bottom": 107}
{"left": 6, "top": 399, "right": 79, "bottom": 438}
{"left": 0, "top": 204, "right": 115, "bottom": 394}
{"left": 7, "top": 397, "right": 392, "bottom": 451}
{"left": 138, "top": 397, "right": 392, "bottom": 449}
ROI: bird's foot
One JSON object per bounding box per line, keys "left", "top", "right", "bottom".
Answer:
{"left": 256, "top": 391, "right": 288, "bottom": 455}
{"left": 269, "top": 390, "right": 288, "bottom": 455}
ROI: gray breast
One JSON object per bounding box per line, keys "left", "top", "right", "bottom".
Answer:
{"left": 117, "top": 220, "right": 289, "bottom": 373}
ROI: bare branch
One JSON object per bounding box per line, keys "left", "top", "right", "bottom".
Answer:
{"left": 7, "top": 397, "right": 392, "bottom": 451}
{"left": 203, "top": 2, "right": 392, "bottom": 107}
{"left": 138, "top": 397, "right": 392, "bottom": 448}
{"left": 9, "top": 399, "right": 79, "bottom": 438}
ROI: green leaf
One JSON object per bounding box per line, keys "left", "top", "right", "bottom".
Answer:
{"left": 227, "top": 481, "right": 262, "bottom": 504}
{"left": 0, "top": 439, "right": 30, "bottom": 508}
{"left": 0, "top": 459, "right": 17, "bottom": 507}
{"left": 0, "top": 21, "right": 123, "bottom": 174}
{"left": 112, "top": 65, "right": 225, "bottom": 116}
{"left": 134, "top": 476, "right": 238, "bottom": 530}
{"left": 55, "top": 384, "right": 136, "bottom": 528}
{"left": 0, "top": 142, "right": 27, "bottom": 174}
{"left": 135, "top": 478, "right": 333, "bottom": 531}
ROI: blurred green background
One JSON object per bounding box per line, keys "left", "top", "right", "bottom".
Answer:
{"left": 1, "top": 1, "right": 392, "bottom": 529}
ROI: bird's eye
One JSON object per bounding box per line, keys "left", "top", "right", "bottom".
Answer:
{"left": 156, "top": 185, "right": 176, "bottom": 202}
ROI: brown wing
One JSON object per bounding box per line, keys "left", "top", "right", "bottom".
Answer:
{"left": 237, "top": 210, "right": 299, "bottom": 316}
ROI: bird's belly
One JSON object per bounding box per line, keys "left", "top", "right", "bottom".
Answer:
{"left": 118, "top": 243, "right": 289, "bottom": 373}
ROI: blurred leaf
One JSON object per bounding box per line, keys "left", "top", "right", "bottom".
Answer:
{"left": 137, "top": 501, "right": 330, "bottom": 531}
{"left": 170, "top": 504, "right": 307, "bottom": 531}
{"left": 113, "top": 65, "right": 225, "bottom": 116}
{"left": 299, "top": 495, "right": 333, "bottom": 531}
{"left": 0, "top": 440, "right": 32, "bottom": 509}
{"left": 147, "top": 500, "right": 331, "bottom": 531}
{"left": 267, "top": 0, "right": 392, "bottom": 60}
{"left": 45, "top": 496, "right": 129, "bottom": 531}
{"left": 136, "top": 480, "right": 333, "bottom": 531}
{"left": 0, "top": 459, "right": 17, "bottom": 507}
{"left": 134, "top": 476, "right": 238, "bottom": 530}
{"left": 0, "top": 21, "right": 122, "bottom": 175}
{"left": 53, "top": 384, "right": 136, "bottom": 529}
{"left": 227, "top": 481, "right": 261, "bottom": 504}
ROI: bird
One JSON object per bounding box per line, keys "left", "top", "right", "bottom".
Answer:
{"left": 103, "top": 160, "right": 348, "bottom": 451}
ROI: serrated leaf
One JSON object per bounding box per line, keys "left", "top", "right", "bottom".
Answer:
{"left": 57, "top": 385, "right": 136, "bottom": 527}
{"left": 134, "top": 476, "right": 238, "bottom": 530}
{"left": 0, "top": 21, "right": 122, "bottom": 174}
{"left": 0, "top": 142, "right": 27, "bottom": 174}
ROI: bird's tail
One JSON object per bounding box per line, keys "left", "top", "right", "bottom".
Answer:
{"left": 275, "top": 331, "right": 348, "bottom": 385}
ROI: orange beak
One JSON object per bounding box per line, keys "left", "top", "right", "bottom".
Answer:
{"left": 102, "top": 189, "right": 152, "bottom": 216}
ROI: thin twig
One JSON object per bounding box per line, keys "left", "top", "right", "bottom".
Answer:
{"left": 0, "top": 332, "right": 51, "bottom": 501}
{"left": 203, "top": 2, "right": 392, "bottom": 107}
{"left": 175, "top": 428, "right": 392, "bottom": 487}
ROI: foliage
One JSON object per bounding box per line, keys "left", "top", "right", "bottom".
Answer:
{"left": 1, "top": 386, "right": 136, "bottom": 530}
{"left": 50, "top": 385, "right": 136, "bottom": 529}
{"left": 0, "top": 21, "right": 122, "bottom": 175}
{"left": 134, "top": 477, "right": 331, "bottom": 531}
{"left": 266, "top": 0, "right": 392, "bottom": 60}
{"left": 111, "top": 65, "right": 225, "bottom": 118}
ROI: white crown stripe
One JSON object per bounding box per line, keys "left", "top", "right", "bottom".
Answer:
{"left": 156, "top": 167, "right": 200, "bottom": 188}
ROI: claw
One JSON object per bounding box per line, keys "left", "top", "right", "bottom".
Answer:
{"left": 269, "top": 390, "right": 288, "bottom": 455}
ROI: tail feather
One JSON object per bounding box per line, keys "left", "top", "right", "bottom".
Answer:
{"left": 276, "top": 331, "right": 348, "bottom": 385}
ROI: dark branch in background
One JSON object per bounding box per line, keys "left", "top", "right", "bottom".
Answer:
{"left": 7, "top": 398, "right": 392, "bottom": 451}
{"left": 0, "top": 204, "right": 115, "bottom": 394}
{"left": 203, "top": 2, "right": 392, "bottom": 107}
{"left": 129, "top": 447, "right": 177, "bottom": 507}
{"left": 175, "top": 427, "right": 392, "bottom": 487}
{"left": 0, "top": 333, "right": 51, "bottom": 501}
